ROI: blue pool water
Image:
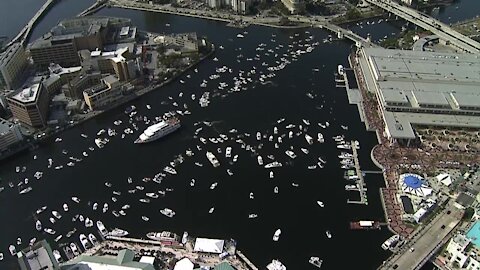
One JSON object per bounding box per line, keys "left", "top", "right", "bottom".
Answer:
{"left": 467, "top": 221, "right": 480, "bottom": 247}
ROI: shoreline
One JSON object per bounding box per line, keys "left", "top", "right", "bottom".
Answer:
{"left": 0, "top": 44, "right": 215, "bottom": 162}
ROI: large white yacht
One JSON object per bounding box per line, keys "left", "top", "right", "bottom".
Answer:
{"left": 134, "top": 118, "right": 180, "bottom": 144}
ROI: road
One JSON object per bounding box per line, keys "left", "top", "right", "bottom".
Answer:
{"left": 379, "top": 204, "right": 463, "bottom": 270}
{"left": 364, "top": 0, "right": 480, "bottom": 53}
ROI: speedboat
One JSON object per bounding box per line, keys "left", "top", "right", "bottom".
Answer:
{"left": 9, "top": 245, "right": 16, "bottom": 256}
{"left": 206, "top": 152, "right": 220, "bottom": 167}
{"left": 80, "top": 233, "right": 92, "bottom": 250}
{"left": 88, "top": 233, "right": 98, "bottom": 246}
{"left": 54, "top": 235, "right": 63, "bottom": 242}
{"left": 146, "top": 192, "right": 159, "bottom": 199}
{"left": 71, "top": 197, "right": 80, "bottom": 203}
{"left": 248, "top": 214, "right": 258, "bottom": 219}
{"left": 285, "top": 150, "right": 296, "bottom": 159}
{"left": 35, "top": 220, "right": 42, "bottom": 231}
{"left": 264, "top": 161, "right": 282, "bottom": 168}
{"left": 84, "top": 218, "right": 93, "bottom": 228}
{"left": 309, "top": 256, "right": 323, "bottom": 268}
{"left": 142, "top": 216, "right": 150, "bottom": 221}
{"left": 305, "top": 134, "right": 314, "bottom": 145}
{"left": 270, "top": 171, "right": 274, "bottom": 178}
{"left": 53, "top": 250, "right": 62, "bottom": 263}
{"left": 210, "top": 182, "right": 218, "bottom": 190}
{"left": 63, "top": 204, "right": 69, "bottom": 212}
{"left": 317, "top": 201, "right": 325, "bottom": 207}
{"left": 274, "top": 186, "right": 279, "bottom": 193}
{"left": 19, "top": 186, "right": 32, "bottom": 194}
{"left": 97, "top": 221, "right": 108, "bottom": 236}
{"left": 209, "top": 207, "right": 215, "bottom": 214}
{"left": 267, "top": 259, "right": 286, "bottom": 270}
{"left": 49, "top": 217, "right": 56, "bottom": 224}
{"left": 273, "top": 229, "right": 281, "bottom": 241}
{"left": 326, "top": 231, "right": 332, "bottom": 239}
{"left": 160, "top": 208, "right": 175, "bottom": 218}
{"left": 36, "top": 206, "right": 47, "bottom": 214}
{"left": 52, "top": 211, "right": 62, "bottom": 219}
{"left": 70, "top": 243, "right": 80, "bottom": 256}
{"left": 44, "top": 228, "right": 56, "bottom": 235}
{"left": 257, "top": 156, "right": 264, "bottom": 166}
{"left": 108, "top": 228, "right": 129, "bottom": 237}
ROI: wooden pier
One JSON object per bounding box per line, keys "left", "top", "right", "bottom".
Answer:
{"left": 347, "top": 140, "right": 368, "bottom": 205}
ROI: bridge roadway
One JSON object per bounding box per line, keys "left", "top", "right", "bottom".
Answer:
{"left": 110, "top": 0, "right": 377, "bottom": 47}
{"left": 378, "top": 204, "right": 463, "bottom": 270}
{"left": 364, "top": 0, "right": 480, "bottom": 53}
{"left": 4, "top": 0, "right": 57, "bottom": 48}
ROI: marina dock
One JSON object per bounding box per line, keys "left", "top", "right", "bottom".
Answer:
{"left": 347, "top": 140, "right": 368, "bottom": 205}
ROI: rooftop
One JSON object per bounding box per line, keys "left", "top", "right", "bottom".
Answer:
{"left": 9, "top": 83, "right": 42, "bottom": 103}
{"left": 0, "top": 118, "right": 18, "bottom": 135}
{"left": 0, "top": 42, "right": 23, "bottom": 67}
{"left": 62, "top": 249, "right": 154, "bottom": 270}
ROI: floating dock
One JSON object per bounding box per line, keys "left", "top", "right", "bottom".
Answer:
{"left": 347, "top": 140, "right": 368, "bottom": 205}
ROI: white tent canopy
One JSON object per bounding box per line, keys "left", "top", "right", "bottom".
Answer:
{"left": 193, "top": 238, "right": 225, "bottom": 254}
{"left": 436, "top": 173, "right": 453, "bottom": 186}
{"left": 173, "top": 258, "right": 194, "bottom": 270}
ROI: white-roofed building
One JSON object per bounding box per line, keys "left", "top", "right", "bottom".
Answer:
{"left": 61, "top": 249, "right": 154, "bottom": 270}
{"left": 193, "top": 238, "right": 225, "bottom": 254}
{"left": 173, "top": 258, "right": 194, "bottom": 270}
{"left": 436, "top": 173, "right": 453, "bottom": 187}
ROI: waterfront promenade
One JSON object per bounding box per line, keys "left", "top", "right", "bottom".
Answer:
{"left": 78, "top": 235, "right": 257, "bottom": 270}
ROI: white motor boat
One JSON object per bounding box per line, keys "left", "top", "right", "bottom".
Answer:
{"left": 273, "top": 229, "right": 281, "bottom": 241}
{"left": 160, "top": 208, "right": 176, "bottom": 218}
{"left": 9, "top": 245, "right": 16, "bottom": 256}
{"left": 53, "top": 250, "right": 62, "bottom": 263}
{"left": 97, "top": 221, "right": 108, "bottom": 236}
{"left": 63, "top": 204, "right": 69, "bottom": 212}
{"left": 44, "top": 228, "right": 56, "bottom": 235}
{"left": 209, "top": 207, "right": 215, "bottom": 214}
{"left": 317, "top": 201, "right": 325, "bottom": 207}
{"left": 108, "top": 228, "right": 129, "bottom": 237}
{"left": 70, "top": 243, "right": 80, "bottom": 256}
{"left": 35, "top": 220, "right": 42, "bottom": 231}
{"left": 270, "top": 171, "right": 274, "bottom": 179}
{"left": 326, "top": 231, "right": 332, "bottom": 239}
{"left": 248, "top": 214, "right": 258, "bottom": 219}
{"left": 305, "top": 134, "right": 314, "bottom": 145}
{"left": 257, "top": 156, "right": 264, "bottom": 165}
{"left": 88, "top": 233, "right": 98, "bottom": 246}
{"left": 309, "top": 256, "right": 323, "bottom": 268}
{"left": 267, "top": 259, "right": 286, "bottom": 270}
{"left": 225, "top": 146, "right": 232, "bottom": 158}
{"left": 146, "top": 192, "right": 159, "bottom": 199}
{"left": 142, "top": 216, "right": 150, "bottom": 221}
{"left": 80, "top": 234, "right": 91, "bottom": 250}
{"left": 264, "top": 161, "right": 282, "bottom": 168}
{"left": 285, "top": 150, "right": 296, "bottom": 159}
{"left": 206, "top": 152, "right": 220, "bottom": 167}
{"left": 71, "top": 197, "right": 80, "bottom": 203}
{"left": 84, "top": 218, "right": 93, "bottom": 228}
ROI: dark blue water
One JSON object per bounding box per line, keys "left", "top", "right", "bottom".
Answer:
{"left": 0, "top": 0, "right": 478, "bottom": 269}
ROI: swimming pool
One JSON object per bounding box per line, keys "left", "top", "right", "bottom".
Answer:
{"left": 466, "top": 221, "right": 480, "bottom": 248}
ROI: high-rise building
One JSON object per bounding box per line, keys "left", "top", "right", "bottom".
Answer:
{"left": 6, "top": 81, "right": 49, "bottom": 128}
{"left": 28, "top": 17, "right": 112, "bottom": 70}
{"left": 0, "top": 43, "right": 28, "bottom": 90}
